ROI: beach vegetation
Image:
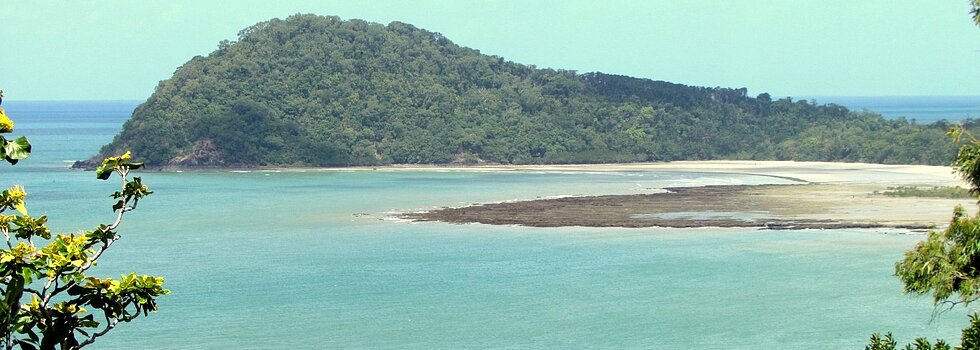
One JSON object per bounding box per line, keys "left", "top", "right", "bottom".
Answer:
{"left": 877, "top": 186, "right": 973, "bottom": 199}
{"left": 0, "top": 90, "right": 167, "bottom": 350}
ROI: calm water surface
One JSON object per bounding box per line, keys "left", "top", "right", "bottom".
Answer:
{"left": 804, "top": 96, "right": 980, "bottom": 123}
{"left": 1, "top": 101, "right": 975, "bottom": 349}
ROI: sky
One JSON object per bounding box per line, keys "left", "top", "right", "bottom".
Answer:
{"left": 1, "top": 0, "right": 978, "bottom": 100}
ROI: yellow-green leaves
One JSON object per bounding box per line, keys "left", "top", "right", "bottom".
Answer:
{"left": 111, "top": 176, "right": 152, "bottom": 212}
{"left": 0, "top": 90, "right": 164, "bottom": 349}
{"left": 83, "top": 276, "right": 119, "bottom": 291}
{"left": 1, "top": 185, "right": 29, "bottom": 215}
{"left": 96, "top": 151, "right": 144, "bottom": 180}
{"left": 103, "top": 153, "right": 154, "bottom": 213}
{"left": 0, "top": 105, "right": 32, "bottom": 165}
{"left": 0, "top": 187, "right": 55, "bottom": 242}
{"left": 0, "top": 135, "right": 31, "bottom": 165}
{"left": 40, "top": 234, "right": 94, "bottom": 278}
{"left": 84, "top": 224, "right": 116, "bottom": 244}
{"left": 116, "top": 273, "right": 169, "bottom": 312}
{"left": 51, "top": 302, "right": 86, "bottom": 316}
{"left": 0, "top": 108, "right": 13, "bottom": 134}
{"left": 72, "top": 274, "right": 169, "bottom": 320}
{"left": 106, "top": 150, "right": 132, "bottom": 163}
{"left": 11, "top": 215, "right": 50, "bottom": 241}
{"left": 0, "top": 242, "right": 36, "bottom": 265}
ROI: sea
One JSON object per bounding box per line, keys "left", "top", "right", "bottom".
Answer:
{"left": 1, "top": 98, "right": 978, "bottom": 349}
{"left": 803, "top": 96, "right": 980, "bottom": 123}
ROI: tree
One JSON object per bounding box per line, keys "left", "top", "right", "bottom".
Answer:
{"left": 865, "top": 6, "right": 980, "bottom": 348}
{"left": 0, "top": 90, "right": 168, "bottom": 349}
{"left": 866, "top": 128, "right": 980, "bottom": 349}
{"left": 896, "top": 133, "right": 980, "bottom": 308}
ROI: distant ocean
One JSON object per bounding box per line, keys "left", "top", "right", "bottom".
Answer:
{"left": 0, "top": 100, "right": 975, "bottom": 349}
{"left": 801, "top": 96, "right": 980, "bottom": 123}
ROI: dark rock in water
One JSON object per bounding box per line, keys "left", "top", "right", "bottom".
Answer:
{"left": 70, "top": 158, "right": 99, "bottom": 170}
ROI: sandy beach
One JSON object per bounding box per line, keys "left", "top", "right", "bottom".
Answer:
{"left": 396, "top": 161, "right": 976, "bottom": 230}
{"left": 271, "top": 160, "right": 962, "bottom": 185}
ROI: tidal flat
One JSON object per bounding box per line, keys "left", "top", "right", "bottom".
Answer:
{"left": 401, "top": 161, "right": 971, "bottom": 230}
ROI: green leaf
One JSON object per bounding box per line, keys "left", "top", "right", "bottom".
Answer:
{"left": 123, "top": 161, "right": 144, "bottom": 170}
{"left": 3, "top": 136, "right": 31, "bottom": 164}
{"left": 13, "top": 201, "right": 27, "bottom": 216}
{"left": 3, "top": 275, "right": 25, "bottom": 325}
{"left": 15, "top": 340, "right": 37, "bottom": 350}
{"left": 95, "top": 165, "right": 113, "bottom": 180}
{"left": 23, "top": 326, "right": 39, "bottom": 343}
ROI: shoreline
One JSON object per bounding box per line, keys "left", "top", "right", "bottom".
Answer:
{"left": 84, "top": 160, "right": 962, "bottom": 185}
{"left": 80, "top": 159, "right": 972, "bottom": 230}
{"left": 74, "top": 158, "right": 974, "bottom": 229}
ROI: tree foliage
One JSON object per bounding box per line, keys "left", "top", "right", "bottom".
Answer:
{"left": 0, "top": 91, "right": 167, "bottom": 349}
{"left": 88, "top": 14, "right": 972, "bottom": 168}
{"left": 0, "top": 101, "right": 30, "bottom": 166}
{"left": 866, "top": 314, "right": 980, "bottom": 350}
{"left": 865, "top": 131, "right": 980, "bottom": 348}
{"left": 890, "top": 127, "right": 980, "bottom": 307}
{"left": 972, "top": 0, "right": 980, "bottom": 25}
{"left": 866, "top": 7, "right": 980, "bottom": 348}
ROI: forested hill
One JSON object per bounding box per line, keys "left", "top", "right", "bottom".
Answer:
{"left": 85, "top": 14, "right": 969, "bottom": 168}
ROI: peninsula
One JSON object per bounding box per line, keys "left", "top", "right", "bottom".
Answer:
{"left": 78, "top": 14, "right": 972, "bottom": 169}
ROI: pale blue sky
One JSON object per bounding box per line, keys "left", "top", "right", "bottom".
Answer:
{"left": 2, "top": 0, "right": 978, "bottom": 100}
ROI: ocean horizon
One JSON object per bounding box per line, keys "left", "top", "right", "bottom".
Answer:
{"left": 800, "top": 95, "right": 980, "bottom": 123}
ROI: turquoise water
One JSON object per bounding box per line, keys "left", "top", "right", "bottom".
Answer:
{"left": 2, "top": 101, "right": 976, "bottom": 348}
{"left": 803, "top": 96, "right": 980, "bottom": 123}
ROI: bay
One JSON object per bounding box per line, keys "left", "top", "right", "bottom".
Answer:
{"left": 1, "top": 101, "right": 974, "bottom": 348}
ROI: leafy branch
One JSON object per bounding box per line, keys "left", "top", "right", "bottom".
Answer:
{"left": 0, "top": 89, "right": 167, "bottom": 350}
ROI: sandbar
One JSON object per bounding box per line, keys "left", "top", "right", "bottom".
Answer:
{"left": 398, "top": 161, "right": 975, "bottom": 230}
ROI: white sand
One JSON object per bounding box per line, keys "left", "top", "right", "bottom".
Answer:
{"left": 301, "top": 160, "right": 963, "bottom": 187}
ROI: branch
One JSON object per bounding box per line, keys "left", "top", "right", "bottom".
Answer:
{"left": 107, "top": 168, "right": 130, "bottom": 231}
{"left": 39, "top": 277, "right": 61, "bottom": 308}
{"left": 78, "top": 239, "right": 114, "bottom": 274}
{"left": 71, "top": 313, "right": 117, "bottom": 350}
{"left": 45, "top": 279, "right": 77, "bottom": 302}
{"left": 71, "top": 309, "right": 140, "bottom": 350}
{"left": 930, "top": 296, "right": 980, "bottom": 322}
{"left": 1, "top": 228, "right": 10, "bottom": 250}
{"left": 77, "top": 168, "right": 134, "bottom": 274}
{"left": 22, "top": 288, "right": 43, "bottom": 299}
